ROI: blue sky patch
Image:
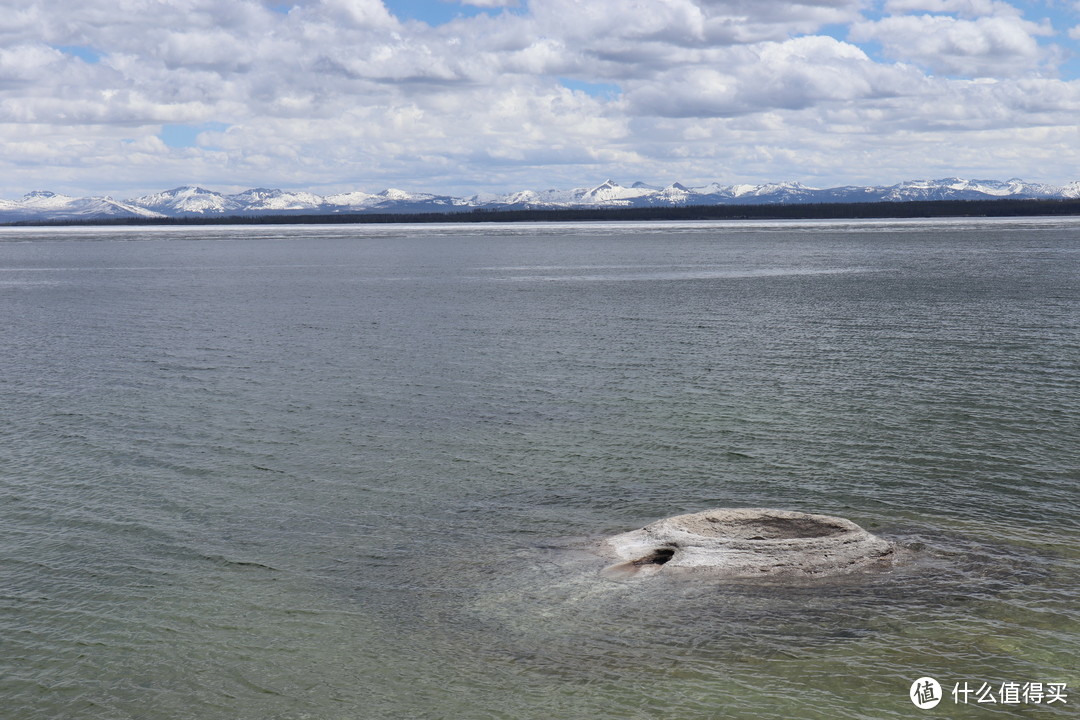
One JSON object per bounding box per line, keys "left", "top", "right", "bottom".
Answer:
{"left": 559, "top": 78, "right": 620, "bottom": 99}
{"left": 55, "top": 45, "right": 104, "bottom": 63}
{"left": 383, "top": 0, "right": 520, "bottom": 26}
{"left": 159, "top": 122, "right": 230, "bottom": 149}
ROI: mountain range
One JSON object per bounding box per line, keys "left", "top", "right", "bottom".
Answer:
{"left": 3, "top": 178, "right": 1080, "bottom": 222}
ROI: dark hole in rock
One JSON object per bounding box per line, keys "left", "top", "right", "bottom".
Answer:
{"left": 632, "top": 547, "right": 675, "bottom": 566}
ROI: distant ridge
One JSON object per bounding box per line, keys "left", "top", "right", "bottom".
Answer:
{"left": 3, "top": 178, "right": 1080, "bottom": 222}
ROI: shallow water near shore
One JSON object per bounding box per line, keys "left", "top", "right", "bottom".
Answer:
{"left": 1, "top": 218, "right": 1077, "bottom": 719}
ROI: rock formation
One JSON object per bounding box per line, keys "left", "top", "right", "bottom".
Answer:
{"left": 600, "top": 508, "right": 899, "bottom": 580}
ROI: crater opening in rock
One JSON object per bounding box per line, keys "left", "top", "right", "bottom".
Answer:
{"left": 632, "top": 547, "right": 675, "bottom": 566}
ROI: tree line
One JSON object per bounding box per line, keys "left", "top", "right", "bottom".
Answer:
{"left": 9, "top": 197, "right": 1080, "bottom": 227}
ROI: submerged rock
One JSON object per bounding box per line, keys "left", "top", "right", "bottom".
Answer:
{"left": 600, "top": 508, "right": 899, "bottom": 580}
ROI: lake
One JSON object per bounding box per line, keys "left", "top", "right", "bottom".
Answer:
{"left": 1, "top": 218, "right": 1077, "bottom": 719}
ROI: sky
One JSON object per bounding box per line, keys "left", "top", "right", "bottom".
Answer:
{"left": 2, "top": 0, "right": 1080, "bottom": 198}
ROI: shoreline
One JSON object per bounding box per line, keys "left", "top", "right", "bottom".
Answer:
{"left": 5, "top": 196, "right": 1080, "bottom": 228}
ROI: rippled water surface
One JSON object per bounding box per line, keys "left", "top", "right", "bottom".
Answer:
{"left": 2, "top": 219, "right": 1077, "bottom": 719}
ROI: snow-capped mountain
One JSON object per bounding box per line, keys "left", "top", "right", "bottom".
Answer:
{"left": 469, "top": 178, "right": 1078, "bottom": 208}
{"left": 321, "top": 188, "right": 464, "bottom": 213}
{"left": 876, "top": 178, "right": 1062, "bottom": 202}
{"left": 230, "top": 188, "right": 326, "bottom": 212}
{"left": 322, "top": 189, "right": 381, "bottom": 209}
{"left": 578, "top": 179, "right": 656, "bottom": 204}
{"left": 2, "top": 177, "right": 1078, "bottom": 222}
{"left": 133, "top": 186, "right": 245, "bottom": 215}
{"left": 1058, "top": 181, "right": 1080, "bottom": 199}
{"left": 0, "top": 190, "right": 164, "bottom": 221}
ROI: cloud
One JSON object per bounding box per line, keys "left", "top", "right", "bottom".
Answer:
{"left": 0, "top": 0, "right": 1078, "bottom": 198}
{"left": 313, "top": 0, "right": 397, "bottom": 27}
{"left": 625, "top": 36, "right": 931, "bottom": 118}
{"left": 849, "top": 13, "right": 1055, "bottom": 78}
{"left": 531, "top": 0, "right": 865, "bottom": 49}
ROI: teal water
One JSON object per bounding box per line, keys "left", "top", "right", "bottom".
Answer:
{"left": 1, "top": 218, "right": 1077, "bottom": 719}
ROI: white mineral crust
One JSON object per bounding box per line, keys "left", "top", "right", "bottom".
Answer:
{"left": 601, "top": 508, "right": 898, "bottom": 579}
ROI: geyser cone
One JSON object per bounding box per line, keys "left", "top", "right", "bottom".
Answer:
{"left": 601, "top": 508, "right": 899, "bottom": 579}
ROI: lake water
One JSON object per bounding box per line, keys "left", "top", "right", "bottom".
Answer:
{"left": 1, "top": 218, "right": 1077, "bottom": 719}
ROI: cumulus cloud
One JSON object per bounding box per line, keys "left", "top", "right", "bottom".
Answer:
{"left": 849, "top": 12, "right": 1055, "bottom": 78}
{"left": 0, "top": 0, "right": 1078, "bottom": 197}
{"left": 530, "top": 0, "right": 865, "bottom": 49}
{"left": 625, "top": 36, "right": 930, "bottom": 118}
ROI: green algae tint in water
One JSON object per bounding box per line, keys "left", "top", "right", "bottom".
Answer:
{"left": 0, "top": 218, "right": 1077, "bottom": 720}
